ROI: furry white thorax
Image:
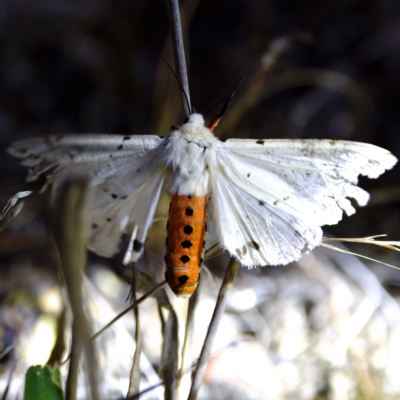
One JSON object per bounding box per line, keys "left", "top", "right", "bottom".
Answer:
{"left": 163, "top": 113, "right": 220, "bottom": 197}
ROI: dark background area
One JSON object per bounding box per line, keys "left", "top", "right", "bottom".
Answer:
{"left": 1, "top": 0, "right": 400, "bottom": 235}
{"left": 1, "top": 0, "right": 400, "bottom": 397}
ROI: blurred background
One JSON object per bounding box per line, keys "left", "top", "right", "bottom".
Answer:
{"left": 1, "top": 0, "right": 400, "bottom": 399}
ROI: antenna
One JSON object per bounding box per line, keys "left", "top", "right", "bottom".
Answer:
{"left": 161, "top": 56, "right": 193, "bottom": 116}
{"left": 208, "top": 77, "right": 243, "bottom": 131}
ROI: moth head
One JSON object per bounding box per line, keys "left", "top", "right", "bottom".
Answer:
{"left": 185, "top": 113, "right": 205, "bottom": 126}
{"left": 180, "top": 113, "right": 209, "bottom": 135}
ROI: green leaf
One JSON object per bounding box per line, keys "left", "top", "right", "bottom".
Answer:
{"left": 23, "top": 365, "right": 64, "bottom": 400}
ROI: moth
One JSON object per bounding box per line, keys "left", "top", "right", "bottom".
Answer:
{"left": 8, "top": 112, "right": 397, "bottom": 297}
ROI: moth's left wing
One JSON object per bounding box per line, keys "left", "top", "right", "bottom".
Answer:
{"left": 89, "top": 163, "right": 166, "bottom": 261}
{"left": 8, "top": 134, "right": 162, "bottom": 185}
{"left": 211, "top": 139, "right": 397, "bottom": 267}
{"left": 9, "top": 134, "right": 167, "bottom": 260}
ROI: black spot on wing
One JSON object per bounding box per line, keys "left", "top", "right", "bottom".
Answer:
{"left": 249, "top": 241, "right": 260, "bottom": 251}
{"left": 256, "top": 140, "right": 265, "bottom": 145}
{"left": 123, "top": 136, "right": 131, "bottom": 141}
{"left": 117, "top": 144, "right": 123, "bottom": 150}
{"left": 133, "top": 240, "right": 143, "bottom": 252}
{"left": 111, "top": 193, "right": 118, "bottom": 199}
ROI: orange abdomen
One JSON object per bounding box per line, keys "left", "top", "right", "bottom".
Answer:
{"left": 165, "top": 194, "right": 207, "bottom": 297}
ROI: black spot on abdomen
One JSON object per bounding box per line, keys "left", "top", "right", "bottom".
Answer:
{"left": 180, "top": 255, "right": 190, "bottom": 263}
{"left": 185, "top": 206, "right": 194, "bottom": 216}
{"left": 184, "top": 225, "right": 193, "bottom": 234}
{"left": 178, "top": 275, "right": 189, "bottom": 284}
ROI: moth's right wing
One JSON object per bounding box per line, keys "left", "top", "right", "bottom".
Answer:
{"left": 210, "top": 139, "right": 396, "bottom": 268}
{"left": 9, "top": 134, "right": 167, "bottom": 260}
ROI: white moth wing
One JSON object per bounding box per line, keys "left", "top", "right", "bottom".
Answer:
{"left": 8, "top": 134, "right": 162, "bottom": 156}
{"left": 211, "top": 151, "right": 322, "bottom": 267}
{"left": 211, "top": 139, "right": 397, "bottom": 267}
{"left": 225, "top": 139, "right": 397, "bottom": 178}
{"left": 8, "top": 134, "right": 162, "bottom": 182}
{"left": 10, "top": 134, "right": 167, "bottom": 260}
{"left": 89, "top": 165, "right": 166, "bottom": 260}
{"left": 224, "top": 139, "right": 397, "bottom": 222}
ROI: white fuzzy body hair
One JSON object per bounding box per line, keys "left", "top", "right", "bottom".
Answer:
{"left": 162, "top": 113, "right": 220, "bottom": 196}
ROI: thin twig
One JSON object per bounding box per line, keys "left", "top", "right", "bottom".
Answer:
{"left": 178, "top": 279, "right": 200, "bottom": 398}
{"left": 0, "top": 345, "right": 15, "bottom": 361}
{"left": 91, "top": 280, "right": 167, "bottom": 342}
{"left": 1, "top": 361, "right": 16, "bottom": 400}
{"left": 204, "top": 242, "right": 225, "bottom": 261}
{"left": 167, "top": 0, "right": 192, "bottom": 116}
{"left": 123, "top": 381, "right": 164, "bottom": 400}
{"left": 51, "top": 175, "right": 99, "bottom": 400}
{"left": 188, "top": 258, "right": 240, "bottom": 400}
{"left": 161, "top": 303, "right": 179, "bottom": 400}
{"left": 127, "top": 268, "right": 142, "bottom": 397}
{"left": 179, "top": 281, "right": 200, "bottom": 380}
